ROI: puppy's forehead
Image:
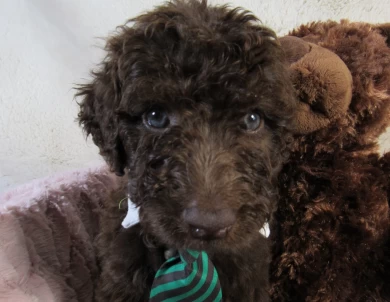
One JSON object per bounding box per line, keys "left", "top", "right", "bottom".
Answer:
{"left": 120, "top": 40, "right": 272, "bottom": 115}
{"left": 122, "top": 74, "right": 262, "bottom": 115}
{"left": 115, "top": 3, "right": 292, "bottom": 123}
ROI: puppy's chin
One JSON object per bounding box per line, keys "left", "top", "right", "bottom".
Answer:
{"left": 185, "top": 229, "right": 266, "bottom": 256}
{"left": 144, "top": 219, "right": 265, "bottom": 255}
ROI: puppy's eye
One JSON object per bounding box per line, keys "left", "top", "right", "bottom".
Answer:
{"left": 242, "top": 112, "right": 262, "bottom": 131}
{"left": 145, "top": 108, "right": 170, "bottom": 129}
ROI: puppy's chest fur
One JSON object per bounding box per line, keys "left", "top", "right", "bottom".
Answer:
{"left": 211, "top": 244, "right": 270, "bottom": 302}
{"left": 95, "top": 224, "right": 270, "bottom": 302}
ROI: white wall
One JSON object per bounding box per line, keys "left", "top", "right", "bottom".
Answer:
{"left": 1, "top": 0, "right": 389, "bottom": 192}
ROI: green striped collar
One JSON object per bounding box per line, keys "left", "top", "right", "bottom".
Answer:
{"left": 149, "top": 250, "right": 222, "bottom": 302}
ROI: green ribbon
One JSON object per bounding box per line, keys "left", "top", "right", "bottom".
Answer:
{"left": 149, "top": 250, "right": 222, "bottom": 302}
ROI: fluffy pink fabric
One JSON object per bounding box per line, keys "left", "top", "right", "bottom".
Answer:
{"left": 0, "top": 165, "right": 122, "bottom": 301}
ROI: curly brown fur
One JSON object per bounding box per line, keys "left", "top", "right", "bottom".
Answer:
{"left": 290, "top": 20, "right": 390, "bottom": 153}
{"left": 76, "top": 1, "right": 296, "bottom": 301}
{"left": 270, "top": 21, "right": 390, "bottom": 302}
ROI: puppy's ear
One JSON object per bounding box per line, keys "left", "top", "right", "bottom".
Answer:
{"left": 76, "top": 36, "right": 127, "bottom": 176}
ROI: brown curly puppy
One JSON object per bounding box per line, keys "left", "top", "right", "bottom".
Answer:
{"left": 76, "top": 0, "right": 296, "bottom": 301}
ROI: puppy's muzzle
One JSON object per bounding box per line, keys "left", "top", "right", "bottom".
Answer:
{"left": 183, "top": 207, "right": 237, "bottom": 240}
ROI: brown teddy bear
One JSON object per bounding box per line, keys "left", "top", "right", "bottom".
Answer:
{"left": 271, "top": 21, "right": 390, "bottom": 301}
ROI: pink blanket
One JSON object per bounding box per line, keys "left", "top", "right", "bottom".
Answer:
{"left": 0, "top": 166, "right": 122, "bottom": 302}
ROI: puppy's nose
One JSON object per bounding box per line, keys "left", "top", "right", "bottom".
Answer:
{"left": 183, "top": 207, "right": 237, "bottom": 239}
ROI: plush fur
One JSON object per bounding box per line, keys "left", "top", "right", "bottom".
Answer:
{"left": 270, "top": 21, "right": 390, "bottom": 302}
{"left": 76, "top": 0, "right": 296, "bottom": 301}
{"left": 0, "top": 166, "right": 119, "bottom": 301}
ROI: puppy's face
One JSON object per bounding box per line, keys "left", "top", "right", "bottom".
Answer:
{"left": 78, "top": 1, "right": 295, "bottom": 254}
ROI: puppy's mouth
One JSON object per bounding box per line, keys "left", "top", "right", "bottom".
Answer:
{"left": 189, "top": 225, "right": 232, "bottom": 240}
{"left": 182, "top": 206, "right": 237, "bottom": 241}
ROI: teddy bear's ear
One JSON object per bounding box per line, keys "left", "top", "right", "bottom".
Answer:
{"left": 280, "top": 36, "right": 353, "bottom": 135}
